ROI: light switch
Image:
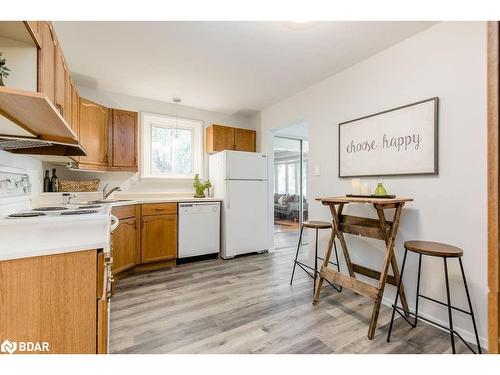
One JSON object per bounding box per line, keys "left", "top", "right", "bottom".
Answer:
{"left": 313, "top": 166, "right": 321, "bottom": 176}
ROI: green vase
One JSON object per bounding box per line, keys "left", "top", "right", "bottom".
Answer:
{"left": 374, "top": 182, "right": 387, "bottom": 196}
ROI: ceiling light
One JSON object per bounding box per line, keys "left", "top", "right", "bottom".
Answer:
{"left": 282, "top": 21, "right": 320, "bottom": 31}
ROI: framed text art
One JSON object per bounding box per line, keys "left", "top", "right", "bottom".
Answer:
{"left": 338, "top": 97, "right": 439, "bottom": 177}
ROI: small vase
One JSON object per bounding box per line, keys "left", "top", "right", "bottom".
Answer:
{"left": 194, "top": 189, "right": 206, "bottom": 198}
{"left": 374, "top": 182, "right": 387, "bottom": 196}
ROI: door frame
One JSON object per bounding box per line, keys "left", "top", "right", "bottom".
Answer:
{"left": 272, "top": 135, "right": 308, "bottom": 229}
{"left": 488, "top": 21, "right": 500, "bottom": 354}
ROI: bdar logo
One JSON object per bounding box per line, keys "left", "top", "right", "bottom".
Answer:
{"left": 1, "top": 340, "right": 17, "bottom": 354}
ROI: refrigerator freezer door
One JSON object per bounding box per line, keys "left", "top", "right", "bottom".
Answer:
{"left": 222, "top": 180, "right": 269, "bottom": 258}
{"left": 226, "top": 151, "right": 268, "bottom": 180}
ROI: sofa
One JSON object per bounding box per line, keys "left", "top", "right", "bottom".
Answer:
{"left": 274, "top": 193, "right": 308, "bottom": 221}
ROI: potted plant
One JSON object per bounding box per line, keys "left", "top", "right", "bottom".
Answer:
{"left": 193, "top": 174, "right": 212, "bottom": 198}
{"left": 0, "top": 52, "right": 11, "bottom": 86}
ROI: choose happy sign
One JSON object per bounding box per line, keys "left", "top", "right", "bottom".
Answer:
{"left": 338, "top": 98, "right": 438, "bottom": 177}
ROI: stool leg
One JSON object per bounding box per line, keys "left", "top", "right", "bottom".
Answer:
{"left": 290, "top": 224, "right": 304, "bottom": 286}
{"left": 313, "top": 228, "right": 319, "bottom": 296}
{"left": 387, "top": 248, "right": 408, "bottom": 342}
{"left": 413, "top": 253, "right": 422, "bottom": 327}
{"left": 458, "top": 258, "right": 482, "bottom": 354}
{"left": 443, "top": 258, "right": 456, "bottom": 354}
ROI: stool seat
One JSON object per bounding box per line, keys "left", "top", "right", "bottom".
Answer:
{"left": 405, "top": 240, "right": 463, "bottom": 258}
{"left": 302, "top": 220, "right": 332, "bottom": 229}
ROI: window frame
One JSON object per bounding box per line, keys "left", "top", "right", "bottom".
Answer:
{"left": 141, "top": 112, "right": 204, "bottom": 179}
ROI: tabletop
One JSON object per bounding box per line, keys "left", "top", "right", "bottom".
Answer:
{"left": 316, "top": 196, "right": 413, "bottom": 205}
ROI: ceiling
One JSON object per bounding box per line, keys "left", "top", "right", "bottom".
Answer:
{"left": 53, "top": 21, "right": 435, "bottom": 116}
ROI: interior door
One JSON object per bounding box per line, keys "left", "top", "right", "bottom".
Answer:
{"left": 226, "top": 151, "right": 268, "bottom": 180}
{"left": 225, "top": 180, "right": 269, "bottom": 256}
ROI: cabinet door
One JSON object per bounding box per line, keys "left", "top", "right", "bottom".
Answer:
{"left": 141, "top": 214, "right": 177, "bottom": 263}
{"left": 79, "top": 98, "right": 109, "bottom": 167}
{"left": 26, "top": 21, "right": 41, "bottom": 45}
{"left": 0, "top": 250, "right": 97, "bottom": 354}
{"left": 71, "top": 81, "right": 79, "bottom": 139}
{"left": 110, "top": 109, "right": 138, "bottom": 170}
{"left": 111, "top": 217, "right": 136, "bottom": 275}
{"left": 54, "top": 46, "right": 65, "bottom": 117}
{"left": 234, "top": 128, "right": 256, "bottom": 152}
{"left": 39, "top": 22, "right": 56, "bottom": 104}
{"left": 206, "top": 125, "right": 235, "bottom": 153}
{"left": 97, "top": 298, "right": 108, "bottom": 354}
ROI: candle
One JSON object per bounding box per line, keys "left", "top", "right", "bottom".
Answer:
{"left": 361, "top": 183, "right": 371, "bottom": 196}
{"left": 351, "top": 178, "right": 361, "bottom": 195}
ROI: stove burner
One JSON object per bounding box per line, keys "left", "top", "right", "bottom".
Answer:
{"left": 77, "top": 205, "right": 101, "bottom": 209}
{"left": 8, "top": 212, "right": 47, "bottom": 218}
{"left": 60, "top": 210, "right": 98, "bottom": 216}
{"left": 33, "top": 206, "right": 68, "bottom": 212}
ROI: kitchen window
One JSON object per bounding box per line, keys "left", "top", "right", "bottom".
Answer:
{"left": 142, "top": 112, "right": 203, "bottom": 178}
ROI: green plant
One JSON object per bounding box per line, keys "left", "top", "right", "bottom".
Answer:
{"left": 193, "top": 174, "right": 212, "bottom": 198}
{"left": 0, "top": 52, "right": 11, "bottom": 86}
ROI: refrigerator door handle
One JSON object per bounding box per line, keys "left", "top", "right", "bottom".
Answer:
{"left": 226, "top": 182, "right": 230, "bottom": 209}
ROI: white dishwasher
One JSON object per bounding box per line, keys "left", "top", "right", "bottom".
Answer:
{"left": 178, "top": 202, "right": 221, "bottom": 259}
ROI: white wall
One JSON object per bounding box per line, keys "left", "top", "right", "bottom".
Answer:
{"left": 259, "top": 22, "right": 488, "bottom": 347}
{"left": 45, "top": 87, "right": 255, "bottom": 194}
{"left": 0, "top": 150, "right": 43, "bottom": 199}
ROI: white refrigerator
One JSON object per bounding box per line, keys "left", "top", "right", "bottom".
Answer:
{"left": 209, "top": 150, "right": 270, "bottom": 259}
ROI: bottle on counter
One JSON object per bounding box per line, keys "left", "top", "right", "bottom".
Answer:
{"left": 43, "top": 170, "right": 51, "bottom": 192}
{"left": 50, "top": 168, "right": 59, "bottom": 193}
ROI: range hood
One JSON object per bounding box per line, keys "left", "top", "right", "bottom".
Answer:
{"left": 0, "top": 86, "right": 86, "bottom": 156}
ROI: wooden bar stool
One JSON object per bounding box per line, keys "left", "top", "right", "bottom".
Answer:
{"left": 387, "top": 240, "right": 481, "bottom": 354}
{"left": 290, "top": 221, "right": 342, "bottom": 295}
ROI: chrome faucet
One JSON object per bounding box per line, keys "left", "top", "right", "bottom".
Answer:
{"left": 102, "top": 183, "right": 122, "bottom": 199}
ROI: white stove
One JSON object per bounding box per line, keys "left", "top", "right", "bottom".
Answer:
{"left": 0, "top": 165, "right": 114, "bottom": 261}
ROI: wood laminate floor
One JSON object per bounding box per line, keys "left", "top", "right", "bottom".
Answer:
{"left": 110, "top": 231, "right": 475, "bottom": 354}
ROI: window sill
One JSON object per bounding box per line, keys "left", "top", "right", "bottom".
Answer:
{"left": 139, "top": 176, "right": 201, "bottom": 182}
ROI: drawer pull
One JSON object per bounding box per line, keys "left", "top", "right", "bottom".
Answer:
{"left": 154, "top": 208, "right": 165, "bottom": 211}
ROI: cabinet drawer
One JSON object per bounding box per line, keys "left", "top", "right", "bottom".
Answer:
{"left": 112, "top": 205, "right": 136, "bottom": 220}
{"left": 141, "top": 203, "right": 177, "bottom": 216}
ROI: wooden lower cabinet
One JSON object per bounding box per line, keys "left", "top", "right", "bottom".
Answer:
{"left": 111, "top": 204, "right": 178, "bottom": 279}
{"left": 0, "top": 249, "right": 108, "bottom": 354}
{"left": 111, "top": 216, "right": 137, "bottom": 274}
{"left": 141, "top": 213, "right": 178, "bottom": 263}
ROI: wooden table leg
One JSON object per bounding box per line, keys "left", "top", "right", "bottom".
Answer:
{"left": 375, "top": 205, "right": 410, "bottom": 315}
{"left": 313, "top": 222, "right": 336, "bottom": 305}
{"left": 368, "top": 203, "right": 404, "bottom": 339}
{"left": 329, "top": 203, "right": 355, "bottom": 278}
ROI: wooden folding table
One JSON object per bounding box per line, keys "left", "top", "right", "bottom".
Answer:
{"left": 313, "top": 196, "right": 413, "bottom": 339}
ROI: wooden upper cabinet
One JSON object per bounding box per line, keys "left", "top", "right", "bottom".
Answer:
{"left": 206, "top": 125, "right": 235, "bottom": 153}
{"left": 38, "top": 22, "right": 56, "bottom": 104}
{"left": 78, "top": 98, "right": 109, "bottom": 167}
{"left": 234, "top": 128, "right": 256, "bottom": 152}
{"left": 205, "top": 124, "right": 256, "bottom": 153}
{"left": 110, "top": 109, "right": 138, "bottom": 171}
{"left": 26, "top": 21, "right": 41, "bottom": 46}
{"left": 54, "top": 45, "right": 71, "bottom": 124}
{"left": 70, "top": 81, "right": 79, "bottom": 139}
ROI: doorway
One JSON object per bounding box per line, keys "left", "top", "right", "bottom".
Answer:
{"left": 273, "top": 137, "right": 308, "bottom": 234}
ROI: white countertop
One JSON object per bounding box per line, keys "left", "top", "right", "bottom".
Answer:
{"left": 1, "top": 194, "right": 223, "bottom": 261}
{"left": 0, "top": 206, "right": 112, "bottom": 261}
{"left": 108, "top": 196, "right": 223, "bottom": 207}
